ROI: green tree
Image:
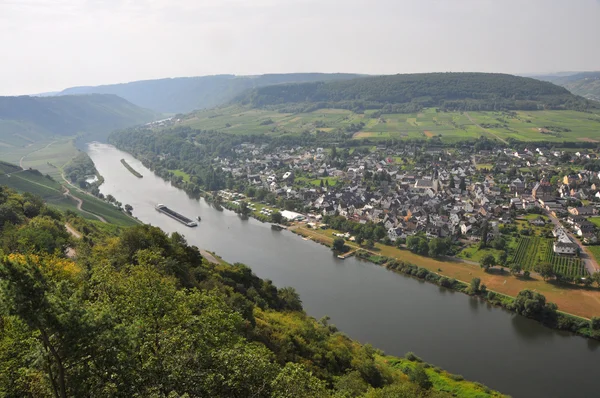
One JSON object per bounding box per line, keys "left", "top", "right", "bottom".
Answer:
{"left": 271, "top": 363, "right": 327, "bottom": 398}
{"left": 509, "top": 263, "right": 522, "bottom": 276}
{"left": 448, "top": 174, "right": 455, "bottom": 189}
{"left": 480, "top": 254, "right": 496, "bottom": 271}
{"left": 409, "top": 363, "right": 432, "bottom": 390}
{"left": 333, "top": 237, "right": 346, "bottom": 252}
{"left": 271, "top": 211, "right": 283, "bottom": 224}
{"left": 469, "top": 277, "right": 481, "bottom": 294}
{"left": 537, "top": 262, "right": 555, "bottom": 281}
{"left": 459, "top": 177, "right": 466, "bottom": 191}
{"left": 334, "top": 370, "right": 369, "bottom": 397}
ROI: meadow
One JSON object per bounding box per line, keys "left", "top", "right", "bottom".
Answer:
{"left": 176, "top": 106, "right": 600, "bottom": 142}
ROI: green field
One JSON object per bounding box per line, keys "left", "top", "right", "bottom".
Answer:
{"left": 511, "top": 237, "right": 587, "bottom": 277}
{"left": 175, "top": 106, "right": 600, "bottom": 142}
{"left": 0, "top": 161, "right": 138, "bottom": 227}
{"left": 0, "top": 137, "right": 81, "bottom": 180}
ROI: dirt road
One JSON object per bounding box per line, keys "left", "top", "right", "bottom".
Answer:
{"left": 200, "top": 250, "right": 220, "bottom": 264}
{"left": 464, "top": 112, "right": 508, "bottom": 144}
{"left": 65, "top": 223, "right": 82, "bottom": 238}
{"left": 19, "top": 141, "right": 57, "bottom": 169}
{"left": 61, "top": 182, "right": 107, "bottom": 223}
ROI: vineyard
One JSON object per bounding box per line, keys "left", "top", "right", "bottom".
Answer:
{"left": 510, "top": 237, "right": 587, "bottom": 277}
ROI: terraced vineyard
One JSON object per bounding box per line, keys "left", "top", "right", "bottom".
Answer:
{"left": 510, "top": 237, "right": 587, "bottom": 277}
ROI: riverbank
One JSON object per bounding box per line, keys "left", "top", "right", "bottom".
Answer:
{"left": 291, "top": 225, "right": 598, "bottom": 339}
{"left": 120, "top": 158, "right": 143, "bottom": 178}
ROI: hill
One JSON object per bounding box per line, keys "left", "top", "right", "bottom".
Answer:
{"left": 0, "top": 94, "right": 157, "bottom": 146}
{"left": 58, "top": 73, "right": 364, "bottom": 114}
{"left": 0, "top": 189, "right": 504, "bottom": 397}
{"left": 0, "top": 160, "right": 138, "bottom": 226}
{"left": 234, "top": 72, "right": 597, "bottom": 113}
{"left": 535, "top": 72, "right": 600, "bottom": 102}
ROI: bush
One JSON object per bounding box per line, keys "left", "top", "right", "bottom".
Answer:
{"left": 405, "top": 352, "right": 423, "bottom": 362}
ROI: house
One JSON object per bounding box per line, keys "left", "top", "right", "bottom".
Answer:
{"left": 553, "top": 241, "right": 578, "bottom": 255}
{"left": 568, "top": 206, "right": 596, "bottom": 216}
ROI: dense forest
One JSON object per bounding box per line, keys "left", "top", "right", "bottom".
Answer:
{"left": 0, "top": 94, "right": 156, "bottom": 139}
{"left": 0, "top": 187, "right": 502, "bottom": 397}
{"left": 58, "top": 73, "right": 363, "bottom": 114}
{"left": 234, "top": 73, "right": 598, "bottom": 113}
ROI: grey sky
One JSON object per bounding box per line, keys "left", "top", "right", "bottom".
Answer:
{"left": 1, "top": 0, "right": 599, "bottom": 95}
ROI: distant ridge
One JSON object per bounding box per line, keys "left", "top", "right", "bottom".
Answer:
{"left": 233, "top": 72, "right": 597, "bottom": 113}
{"left": 534, "top": 71, "right": 600, "bottom": 102}
{"left": 0, "top": 94, "right": 157, "bottom": 143}
{"left": 58, "top": 73, "right": 364, "bottom": 114}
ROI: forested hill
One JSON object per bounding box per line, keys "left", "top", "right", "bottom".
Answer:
{"left": 536, "top": 72, "right": 600, "bottom": 102}
{"left": 0, "top": 94, "right": 157, "bottom": 138}
{"left": 58, "top": 73, "right": 363, "bottom": 114}
{"left": 234, "top": 72, "right": 598, "bottom": 113}
{"left": 0, "top": 188, "right": 503, "bottom": 397}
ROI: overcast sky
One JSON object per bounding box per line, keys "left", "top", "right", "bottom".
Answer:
{"left": 1, "top": 0, "right": 599, "bottom": 95}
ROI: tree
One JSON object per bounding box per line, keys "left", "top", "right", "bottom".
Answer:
{"left": 106, "top": 194, "right": 115, "bottom": 203}
{"left": 428, "top": 237, "right": 448, "bottom": 258}
{"left": 239, "top": 201, "right": 251, "bottom": 216}
{"left": 498, "top": 250, "right": 508, "bottom": 266}
{"left": 332, "top": 237, "right": 346, "bottom": 252}
{"left": 480, "top": 254, "right": 496, "bottom": 271}
{"left": 537, "top": 262, "right": 555, "bottom": 281}
{"left": 459, "top": 177, "right": 466, "bottom": 191}
{"left": 592, "top": 272, "right": 600, "bottom": 288}
{"left": 509, "top": 263, "right": 522, "bottom": 276}
{"left": 590, "top": 317, "right": 600, "bottom": 331}
{"left": 271, "top": 363, "right": 327, "bottom": 398}
{"left": 469, "top": 277, "right": 481, "bottom": 294}
{"left": 365, "top": 239, "right": 375, "bottom": 249}
{"left": 271, "top": 211, "right": 283, "bottom": 224}
{"left": 409, "top": 363, "right": 432, "bottom": 390}
{"left": 355, "top": 235, "right": 365, "bottom": 246}
{"left": 124, "top": 204, "right": 133, "bottom": 215}
{"left": 448, "top": 174, "right": 455, "bottom": 189}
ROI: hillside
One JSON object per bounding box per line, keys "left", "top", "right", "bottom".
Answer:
{"left": 0, "top": 188, "right": 504, "bottom": 397}
{"left": 58, "top": 73, "right": 363, "bottom": 114}
{"left": 536, "top": 72, "right": 600, "bottom": 102}
{"left": 0, "top": 160, "right": 138, "bottom": 226}
{"left": 0, "top": 94, "right": 157, "bottom": 146}
{"left": 234, "top": 72, "right": 597, "bottom": 113}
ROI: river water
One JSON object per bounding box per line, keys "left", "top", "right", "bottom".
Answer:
{"left": 86, "top": 142, "right": 599, "bottom": 398}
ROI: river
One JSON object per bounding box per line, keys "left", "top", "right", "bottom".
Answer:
{"left": 86, "top": 142, "right": 599, "bottom": 398}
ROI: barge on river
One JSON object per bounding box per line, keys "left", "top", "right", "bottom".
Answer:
{"left": 155, "top": 204, "right": 197, "bottom": 227}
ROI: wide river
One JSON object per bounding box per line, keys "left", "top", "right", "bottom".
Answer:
{"left": 87, "top": 142, "right": 598, "bottom": 398}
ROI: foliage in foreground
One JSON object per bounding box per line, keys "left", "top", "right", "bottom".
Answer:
{"left": 0, "top": 187, "right": 503, "bottom": 397}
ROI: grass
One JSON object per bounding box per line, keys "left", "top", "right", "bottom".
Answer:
{"left": 588, "top": 217, "right": 600, "bottom": 228}
{"left": 169, "top": 169, "right": 191, "bottom": 182}
{"left": 384, "top": 357, "right": 503, "bottom": 398}
{"left": 0, "top": 161, "right": 138, "bottom": 227}
{"left": 170, "top": 106, "right": 600, "bottom": 143}
{"left": 587, "top": 245, "right": 600, "bottom": 264}
{"left": 294, "top": 176, "right": 339, "bottom": 187}
{"left": 0, "top": 137, "right": 80, "bottom": 180}
{"left": 293, "top": 225, "right": 600, "bottom": 318}
{"left": 69, "top": 190, "right": 139, "bottom": 227}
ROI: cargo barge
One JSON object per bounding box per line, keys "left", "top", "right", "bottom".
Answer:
{"left": 155, "top": 204, "right": 197, "bottom": 227}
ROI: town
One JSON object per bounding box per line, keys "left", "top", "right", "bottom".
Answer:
{"left": 208, "top": 139, "right": 600, "bottom": 282}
